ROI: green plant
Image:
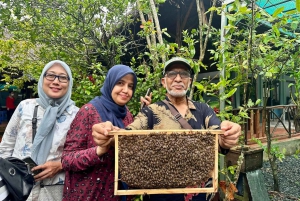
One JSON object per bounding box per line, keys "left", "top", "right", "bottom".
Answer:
{"left": 286, "top": 51, "right": 300, "bottom": 132}
{"left": 210, "top": 0, "right": 299, "bottom": 192}
{"left": 252, "top": 138, "right": 286, "bottom": 162}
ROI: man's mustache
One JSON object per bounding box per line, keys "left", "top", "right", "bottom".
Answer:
{"left": 171, "top": 84, "right": 185, "bottom": 88}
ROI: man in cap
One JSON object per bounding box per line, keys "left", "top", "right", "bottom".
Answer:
{"left": 92, "top": 57, "right": 241, "bottom": 201}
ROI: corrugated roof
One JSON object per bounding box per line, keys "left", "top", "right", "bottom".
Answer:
{"left": 255, "top": 0, "right": 300, "bottom": 37}
{"left": 256, "top": 0, "right": 299, "bottom": 18}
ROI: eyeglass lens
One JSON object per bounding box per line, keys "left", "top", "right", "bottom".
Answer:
{"left": 166, "top": 71, "right": 190, "bottom": 79}
{"left": 44, "top": 73, "right": 69, "bottom": 83}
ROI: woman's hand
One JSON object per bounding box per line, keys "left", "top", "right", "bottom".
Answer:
{"left": 92, "top": 121, "right": 118, "bottom": 156}
{"left": 32, "top": 161, "right": 62, "bottom": 181}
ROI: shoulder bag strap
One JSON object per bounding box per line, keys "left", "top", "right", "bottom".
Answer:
{"left": 31, "top": 105, "right": 48, "bottom": 187}
{"left": 32, "top": 105, "right": 39, "bottom": 143}
{"left": 162, "top": 100, "right": 193, "bottom": 129}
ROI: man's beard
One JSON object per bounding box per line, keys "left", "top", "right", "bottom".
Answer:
{"left": 165, "top": 80, "right": 188, "bottom": 98}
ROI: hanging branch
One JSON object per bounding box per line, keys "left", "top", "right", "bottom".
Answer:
{"left": 137, "top": 1, "right": 152, "bottom": 49}
{"left": 149, "top": 0, "right": 166, "bottom": 63}
{"left": 137, "top": 0, "right": 158, "bottom": 67}
{"left": 189, "top": 0, "right": 217, "bottom": 99}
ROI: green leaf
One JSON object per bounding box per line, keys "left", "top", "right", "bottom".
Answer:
{"left": 255, "top": 99, "right": 261, "bottom": 105}
{"left": 265, "top": 72, "right": 272, "bottom": 78}
{"left": 291, "top": 21, "right": 299, "bottom": 30}
{"left": 226, "top": 88, "right": 237, "bottom": 97}
{"left": 194, "top": 82, "right": 204, "bottom": 91}
{"left": 226, "top": 15, "right": 236, "bottom": 22}
{"left": 259, "top": 45, "right": 266, "bottom": 53}
{"left": 272, "top": 25, "right": 280, "bottom": 37}
{"left": 234, "top": 0, "right": 241, "bottom": 9}
{"left": 272, "top": 7, "right": 284, "bottom": 17}
{"left": 296, "top": 0, "right": 300, "bottom": 12}
{"left": 288, "top": 83, "right": 295, "bottom": 88}
{"left": 239, "top": 6, "right": 248, "bottom": 14}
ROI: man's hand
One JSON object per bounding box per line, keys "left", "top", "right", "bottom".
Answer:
{"left": 92, "top": 121, "right": 119, "bottom": 156}
{"left": 140, "top": 92, "right": 152, "bottom": 109}
{"left": 219, "top": 120, "right": 241, "bottom": 149}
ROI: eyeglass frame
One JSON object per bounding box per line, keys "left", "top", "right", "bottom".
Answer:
{"left": 43, "top": 73, "right": 70, "bottom": 83}
{"left": 164, "top": 70, "right": 191, "bottom": 80}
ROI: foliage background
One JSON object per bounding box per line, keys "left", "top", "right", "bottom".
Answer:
{"left": 0, "top": 0, "right": 299, "bottom": 118}
{"left": 1, "top": 0, "right": 300, "bottom": 195}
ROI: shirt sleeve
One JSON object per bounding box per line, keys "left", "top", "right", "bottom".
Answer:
{"left": 126, "top": 109, "right": 150, "bottom": 130}
{"left": 0, "top": 103, "right": 21, "bottom": 158}
{"left": 202, "top": 103, "right": 221, "bottom": 129}
{"left": 61, "top": 104, "right": 106, "bottom": 172}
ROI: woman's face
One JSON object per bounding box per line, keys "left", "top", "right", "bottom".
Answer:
{"left": 111, "top": 74, "right": 134, "bottom": 106}
{"left": 42, "top": 64, "right": 69, "bottom": 99}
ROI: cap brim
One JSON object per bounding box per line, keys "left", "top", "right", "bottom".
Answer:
{"left": 163, "top": 61, "right": 192, "bottom": 75}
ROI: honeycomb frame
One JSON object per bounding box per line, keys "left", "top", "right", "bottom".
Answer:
{"left": 110, "top": 129, "right": 223, "bottom": 195}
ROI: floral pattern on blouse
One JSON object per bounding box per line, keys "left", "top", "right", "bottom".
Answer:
{"left": 62, "top": 103, "right": 134, "bottom": 201}
{"left": 0, "top": 98, "right": 79, "bottom": 201}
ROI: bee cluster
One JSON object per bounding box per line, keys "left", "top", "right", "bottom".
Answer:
{"left": 118, "top": 131, "right": 215, "bottom": 189}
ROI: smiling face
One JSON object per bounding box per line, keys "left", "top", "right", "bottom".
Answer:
{"left": 161, "top": 63, "right": 192, "bottom": 98}
{"left": 111, "top": 74, "right": 134, "bottom": 106}
{"left": 42, "top": 64, "right": 69, "bottom": 99}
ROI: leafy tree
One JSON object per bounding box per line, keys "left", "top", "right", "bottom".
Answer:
{"left": 0, "top": 38, "right": 43, "bottom": 87}
{"left": 0, "top": 0, "right": 138, "bottom": 106}
{"left": 2, "top": 0, "right": 300, "bottom": 196}
{"left": 212, "top": 0, "right": 300, "bottom": 192}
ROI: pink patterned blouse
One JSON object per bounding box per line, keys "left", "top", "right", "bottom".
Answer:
{"left": 61, "top": 103, "right": 134, "bottom": 201}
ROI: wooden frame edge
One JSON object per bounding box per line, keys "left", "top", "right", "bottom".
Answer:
{"left": 114, "top": 130, "right": 222, "bottom": 195}
{"left": 114, "top": 187, "right": 216, "bottom": 195}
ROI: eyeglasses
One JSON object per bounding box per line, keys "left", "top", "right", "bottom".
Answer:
{"left": 44, "top": 73, "right": 70, "bottom": 83}
{"left": 165, "top": 71, "right": 190, "bottom": 79}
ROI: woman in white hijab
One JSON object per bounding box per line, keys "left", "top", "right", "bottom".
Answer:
{"left": 0, "top": 60, "right": 79, "bottom": 201}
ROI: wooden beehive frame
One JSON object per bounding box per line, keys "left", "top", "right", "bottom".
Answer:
{"left": 109, "top": 129, "right": 223, "bottom": 195}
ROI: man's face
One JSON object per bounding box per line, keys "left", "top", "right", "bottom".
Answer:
{"left": 161, "top": 63, "right": 192, "bottom": 98}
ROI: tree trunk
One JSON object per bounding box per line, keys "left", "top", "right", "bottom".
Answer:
{"left": 265, "top": 103, "right": 280, "bottom": 191}
{"left": 269, "top": 155, "right": 280, "bottom": 191}
{"left": 189, "top": 0, "right": 216, "bottom": 99}
{"left": 294, "top": 110, "right": 300, "bottom": 132}
{"left": 175, "top": 8, "right": 181, "bottom": 48}
{"left": 149, "top": 0, "right": 165, "bottom": 63}
{"left": 137, "top": 1, "right": 158, "bottom": 68}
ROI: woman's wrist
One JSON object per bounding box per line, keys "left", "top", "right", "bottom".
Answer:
{"left": 96, "top": 146, "right": 107, "bottom": 157}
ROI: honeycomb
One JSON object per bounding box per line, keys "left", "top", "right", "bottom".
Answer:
{"left": 118, "top": 131, "right": 215, "bottom": 189}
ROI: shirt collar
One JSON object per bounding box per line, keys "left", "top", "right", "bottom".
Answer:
{"left": 165, "top": 95, "right": 196, "bottom": 110}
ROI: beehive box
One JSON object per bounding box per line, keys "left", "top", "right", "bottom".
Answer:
{"left": 226, "top": 147, "right": 263, "bottom": 173}
{"left": 110, "top": 129, "right": 223, "bottom": 195}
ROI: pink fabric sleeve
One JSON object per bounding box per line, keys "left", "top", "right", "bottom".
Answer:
{"left": 61, "top": 104, "right": 106, "bottom": 171}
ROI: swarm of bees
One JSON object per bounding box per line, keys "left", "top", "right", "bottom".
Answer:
{"left": 118, "top": 131, "right": 215, "bottom": 189}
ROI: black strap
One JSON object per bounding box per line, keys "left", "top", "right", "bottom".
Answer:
{"left": 163, "top": 100, "right": 229, "bottom": 154}
{"left": 31, "top": 105, "right": 47, "bottom": 187}
{"left": 162, "top": 100, "right": 193, "bottom": 129}
{"left": 32, "top": 105, "right": 39, "bottom": 143}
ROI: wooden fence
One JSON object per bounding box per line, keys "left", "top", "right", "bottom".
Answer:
{"left": 234, "top": 105, "right": 298, "bottom": 144}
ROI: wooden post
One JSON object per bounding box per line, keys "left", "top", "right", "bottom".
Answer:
{"left": 250, "top": 110, "right": 254, "bottom": 140}
{"left": 255, "top": 109, "right": 260, "bottom": 138}
{"left": 261, "top": 109, "right": 266, "bottom": 138}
